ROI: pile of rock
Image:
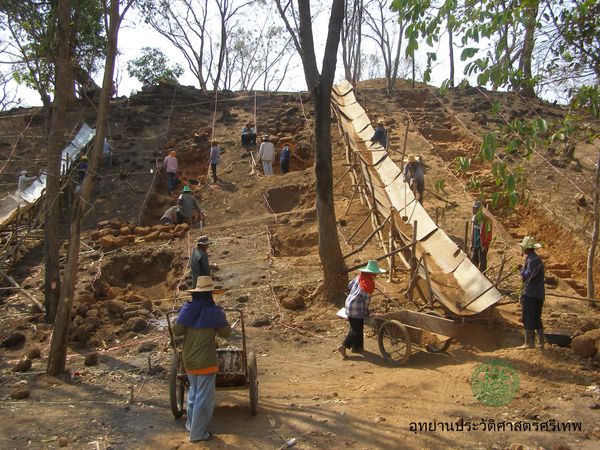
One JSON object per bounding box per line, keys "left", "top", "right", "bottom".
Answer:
{"left": 572, "top": 329, "right": 600, "bottom": 358}
{"left": 70, "top": 288, "right": 157, "bottom": 346}
{"left": 91, "top": 219, "right": 190, "bottom": 249}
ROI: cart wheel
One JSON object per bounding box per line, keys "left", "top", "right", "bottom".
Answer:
{"left": 424, "top": 311, "right": 452, "bottom": 353}
{"left": 248, "top": 351, "right": 259, "bottom": 415}
{"left": 169, "top": 352, "right": 186, "bottom": 418}
{"left": 378, "top": 320, "right": 411, "bottom": 366}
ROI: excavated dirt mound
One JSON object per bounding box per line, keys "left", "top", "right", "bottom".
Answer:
{"left": 264, "top": 184, "right": 315, "bottom": 213}
{"left": 99, "top": 248, "right": 177, "bottom": 288}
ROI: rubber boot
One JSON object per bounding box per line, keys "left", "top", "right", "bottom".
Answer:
{"left": 536, "top": 329, "right": 545, "bottom": 349}
{"left": 517, "top": 330, "right": 535, "bottom": 349}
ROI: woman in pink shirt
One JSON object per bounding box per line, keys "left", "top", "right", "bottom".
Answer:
{"left": 164, "top": 150, "right": 178, "bottom": 194}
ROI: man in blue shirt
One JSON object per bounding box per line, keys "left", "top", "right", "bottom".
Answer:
{"left": 517, "top": 236, "right": 545, "bottom": 349}
{"left": 280, "top": 144, "right": 291, "bottom": 174}
{"left": 370, "top": 121, "right": 387, "bottom": 149}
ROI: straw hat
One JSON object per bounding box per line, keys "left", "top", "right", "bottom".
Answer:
{"left": 406, "top": 154, "right": 416, "bottom": 163}
{"left": 519, "top": 236, "right": 542, "bottom": 250}
{"left": 358, "top": 260, "right": 386, "bottom": 274}
{"left": 181, "top": 185, "right": 192, "bottom": 193}
{"left": 186, "top": 276, "right": 224, "bottom": 294}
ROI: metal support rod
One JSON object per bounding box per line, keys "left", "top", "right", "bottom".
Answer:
{"left": 400, "top": 118, "right": 410, "bottom": 172}
{"left": 388, "top": 209, "right": 396, "bottom": 282}
{"left": 344, "top": 241, "right": 416, "bottom": 273}
{"left": 421, "top": 252, "right": 435, "bottom": 307}
{"left": 347, "top": 211, "right": 373, "bottom": 244}
{"left": 460, "top": 270, "right": 517, "bottom": 311}
{"left": 343, "top": 215, "right": 390, "bottom": 259}
{"left": 463, "top": 220, "right": 469, "bottom": 254}
{"left": 334, "top": 164, "right": 355, "bottom": 188}
{"left": 343, "top": 189, "right": 358, "bottom": 217}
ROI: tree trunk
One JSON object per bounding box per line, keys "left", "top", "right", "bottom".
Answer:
{"left": 44, "top": 0, "right": 72, "bottom": 323}
{"left": 47, "top": 0, "right": 124, "bottom": 375}
{"left": 587, "top": 151, "right": 600, "bottom": 303}
{"left": 295, "top": 0, "right": 347, "bottom": 301}
{"left": 518, "top": 0, "right": 538, "bottom": 96}
{"left": 448, "top": 13, "right": 454, "bottom": 87}
{"left": 313, "top": 87, "right": 348, "bottom": 300}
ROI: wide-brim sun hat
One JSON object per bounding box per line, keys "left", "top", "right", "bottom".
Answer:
{"left": 197, "top": 235, "right": 209, "bottom": 246}
{"left": 359, "top": 260, "right": 386, "bottom": 274}
{"left": 181, "top": 185, "right": 191, "bottom": 193}
{"left": 406, "top": 154, "right": 416, "bottom": 163}
{"left": 520, "top": 236, "right": 542, "bottom": 249}
{"left": 472, "top": 200, "right": 482, "bottom": 209}
{"left": 186, "top": 276, "right": 225, "bottom": 294}
{"left": 261, "top": 134, "right": 269, "bottom": 140}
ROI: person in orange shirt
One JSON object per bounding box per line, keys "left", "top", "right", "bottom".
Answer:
{"left": 470, "top": 200, "right": 493, "bottom": 272}
{"left": 173, "top": 276, "right": 231, "bottom": 442}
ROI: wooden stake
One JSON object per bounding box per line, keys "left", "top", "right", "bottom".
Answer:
{"left": 400, "top": 118, "right": 409, "bottom": 172}
{"left": 343, "top": 216, "right": 390, "bottom": 259}
{"left": 347, "top": 211, "right": 372, "bottom": 244}
{"left": 421, "top": 253, "right": 435, "bottom": 307}
{"left": 464, "top": 220, "right": 469, "bottom": 254}
{"left": 0, "top": 268, "right": 45, "bottom": 312}
{"left": 388, "top": 209, "right": 396, "bottom": 282}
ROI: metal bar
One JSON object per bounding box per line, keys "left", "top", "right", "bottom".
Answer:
{"left": 347, "top": 211, "right": 372, "bottom": 244}
{"left": 460, "top": 270, "right": 516, "bottom": 311}
{"left": 343, "top": 215, "right": 390, "bottom": 259}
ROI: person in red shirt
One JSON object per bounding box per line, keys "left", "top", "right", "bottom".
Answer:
{"left": 470, "top": 200, "right": 493, "bottom": 272}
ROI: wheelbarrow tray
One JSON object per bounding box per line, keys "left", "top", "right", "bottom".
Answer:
{"left": 371, "top": 309, "right": 456, "bottom": 346}
{"left": 216, "top": 348, "right": 247, "bottom": 387}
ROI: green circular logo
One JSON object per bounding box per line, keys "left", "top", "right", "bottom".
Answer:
{"left": 471, "top": 359, "right": 519, "bottom": 407}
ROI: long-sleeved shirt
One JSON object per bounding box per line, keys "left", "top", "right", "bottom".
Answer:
{"left": 258, "top": 141, "right": 275, "bottom": 162}
{"left": 178, "top": 193, "right": 201, "bottom": 219}
{"left": 370, "top": 126, "right": 387, "bottom": 148}
{"left": 103, "top": 139, "right": 111, "bottom": 156}
{"left": 344, "top": 276, "right": 371, "bottom": 319}
{"left": 163, "top": 155, "right": 178, "bottom": 173}
{"left": 403, "top": 161, "right": 425, "bottom": 184}
{"left": 172, "top": 322, "right": 231, "bottom": 374}
{"left": 520, "top": 252, "right": 545, "bottom": 300}
{"left": 209, "top": 145, "right": 221, "bottom": 164}
{"left": 280, "top": 145, "right": 290, "bottom": 162}
{"left": 190, "top": 247, "right": 210, "bottom": 286}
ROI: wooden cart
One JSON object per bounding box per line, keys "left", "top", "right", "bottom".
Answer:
{"left": 371, "top": 309, "right": 456, "bottom": 365}
{"left": 165, "top": 307, "right": 258, "bottom": 417}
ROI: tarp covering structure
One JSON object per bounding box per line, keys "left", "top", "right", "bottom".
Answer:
{"left": 332, "top": 81, "right": 502, "bottom": 316}
{"left": 0, "top": 123, "right": 95, "bottom": 228}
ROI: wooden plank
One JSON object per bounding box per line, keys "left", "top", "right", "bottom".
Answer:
{"left": 397, "top": 310, "right": 456, "bottom": 338}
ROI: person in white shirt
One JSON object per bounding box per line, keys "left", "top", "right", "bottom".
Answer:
{"left": 257, "top": 135, "right": 274, "bottom": 175}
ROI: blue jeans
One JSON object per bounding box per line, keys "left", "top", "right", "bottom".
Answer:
{"left": 186, "top": 372, "right": 216, "bottom": 441}
{"left": 262, "top": 160, "right": 273, "bottom": 175}
{"left": 167, "top": 171, "right": 175, "bottom": 194}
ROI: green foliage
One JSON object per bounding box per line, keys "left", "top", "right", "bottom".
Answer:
{"left": 1, "top": 0, "right": 105, "bottom": 101}
{"left": 454, "top": 155, "right": 471, "bottom": 173}
{"left": 434, "top": 178, "right": 447, "bottom": 193}
{"left": 127, "top": 47, "right": 184, "bottom": 85}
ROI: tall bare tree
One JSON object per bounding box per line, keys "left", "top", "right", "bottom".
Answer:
{"left": 47, "top": 0, "right": 134, "bottom": 376}
{"left": 276, "top": 0, "right": 348, "bottom": 300}
{"left": 341, "top": 0, "right": 363, "bottom": 85}
{"left": 363, "top": 0, "right": 405, "bottom": 93}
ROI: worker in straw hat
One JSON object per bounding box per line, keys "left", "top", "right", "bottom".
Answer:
{"left": 337, "top": 260, "right": 386, "bottom": 358}
{"left": 257, "top": 134, "right": 275, "bottom": 175}
{"left": 516, "top": 236, "right": 545, "bottom": 350}
{"left": 172, "top": 276, "right": 231, "bottom": 442}
{"left": 403, "top": 154, "right": 425, "bottom": 204}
